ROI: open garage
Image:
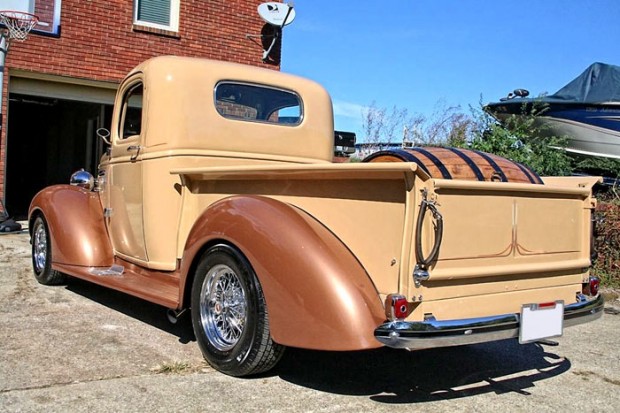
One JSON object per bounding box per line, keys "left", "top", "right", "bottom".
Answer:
{"left": 4, "top": 76, "right": 115, "bottom": 218}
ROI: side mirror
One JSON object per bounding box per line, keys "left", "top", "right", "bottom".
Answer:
{"left": 334, "top": 130, "right": 356, "bottom": 157}
{"left": 96, "top": 128, "right": 111, "bottom": 145}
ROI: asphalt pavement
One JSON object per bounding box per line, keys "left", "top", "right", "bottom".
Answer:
{"left": 1, "top": 230, "right": 619, "bottom": 413}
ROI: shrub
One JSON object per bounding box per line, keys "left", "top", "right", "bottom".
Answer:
{"left": 460, "top": 100, "right": 572, "bottom": 176}
{"left": 592, "top": 190, "right": 620, "bottom": 289}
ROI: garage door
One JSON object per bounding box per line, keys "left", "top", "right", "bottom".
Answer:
{"left": 9, "top": 74, "right": 118, "bottom": 104}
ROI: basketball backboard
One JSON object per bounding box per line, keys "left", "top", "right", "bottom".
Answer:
{"left": 4, "top": 1, "right": 34, "bottom": 13}
{"left": 1, "top": 0, "right": 61, "bottom": 36}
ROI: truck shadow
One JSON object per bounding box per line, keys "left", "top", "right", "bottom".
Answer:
{"left": 65, "top": 278, "right": 196, "bottom": 344}
{"left": 64, "top": 278, "right": 570, "bottom": 402}
{"left": 274, "top": 340, "right": 570, "bottom": 403}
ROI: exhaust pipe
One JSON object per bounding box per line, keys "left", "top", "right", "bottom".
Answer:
{"left": 166, "top": 308, "right": 187, "bottom": 324}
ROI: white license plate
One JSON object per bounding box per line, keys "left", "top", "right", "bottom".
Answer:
{"left": 519, "top": 300, "right": 564, "bottom": 344}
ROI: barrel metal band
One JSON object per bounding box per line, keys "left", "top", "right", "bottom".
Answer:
{"left": 444, "top": 147, "right": 485, "bottom": 181}
{"left": 471, "top": 149, "right": 508, "bottom": 182}
{"left": 364, "top": 149, "right": 432, "bottom": 176}
{"left": 408, "top": 147, "right": 452, "bottom": 179}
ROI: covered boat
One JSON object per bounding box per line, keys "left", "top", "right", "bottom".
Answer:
{"left": 485, "top": 62, "right": 620, "bottom": 160}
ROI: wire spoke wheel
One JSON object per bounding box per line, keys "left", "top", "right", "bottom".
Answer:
{"left": 200, "top": 264, "right": 247, "bottom": 351}
{"left": 30, "top": 216, "right": 66, "bottom": 285}
{"left": 191, "top": 245, "right": 284, "bottom": 377}
{"left": 32, "top": 220, "right": 48, "bottom": 273}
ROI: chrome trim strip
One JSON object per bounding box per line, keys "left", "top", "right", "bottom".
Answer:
{"left": 374, "top": 294, "right": 604, "bottom": 350}
{"left": 89, "top": 264, "right": 125, "bottom": 276}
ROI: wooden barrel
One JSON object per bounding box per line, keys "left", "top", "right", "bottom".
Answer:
{"left": 363, "top": 147, "right": 543, "bottom": 184}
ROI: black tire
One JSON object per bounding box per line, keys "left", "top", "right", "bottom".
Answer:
{"left": 31, "top": 216, "right": 66, "bottom": 285}
{"left": 190, "top": 244, "right": 284, "bottom": 377}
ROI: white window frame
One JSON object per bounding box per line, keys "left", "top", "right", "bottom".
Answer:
{"left": 133, "top": 0, "right": 180, "bottom": 32}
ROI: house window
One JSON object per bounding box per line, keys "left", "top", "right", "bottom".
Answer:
{"left": 134, "top": 0, "right": 180, "bottom": 32}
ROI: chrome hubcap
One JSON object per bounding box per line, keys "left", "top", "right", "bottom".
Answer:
{"left": 200, "top": 264, "right": 247, "bottom": 351}
{"left": 33, "top": 222, "right": 48, "bottom": 273}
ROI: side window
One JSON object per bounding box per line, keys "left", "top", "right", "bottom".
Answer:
{"left": 215, "top": 82, "right": 302, "bottom": 126}
{"left": 134, "top": 0, "right": 180, "bottom": 32}
{"left": 119, "top": 83, "right": 143, "bottom": 140}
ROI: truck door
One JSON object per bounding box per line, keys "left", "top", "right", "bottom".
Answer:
{"left": 106, "top": 76, "right": 148, "bottom": 262}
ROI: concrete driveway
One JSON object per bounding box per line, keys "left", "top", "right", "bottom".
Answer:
{"left": 1, "top": 230, "right": 619, "bottom": 412}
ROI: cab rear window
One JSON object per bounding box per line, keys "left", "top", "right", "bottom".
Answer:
{"left": 215, "top": 82, "right": 302, "bottom": 125}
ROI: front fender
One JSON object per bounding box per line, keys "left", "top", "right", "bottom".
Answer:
{"left": 181, "top": 195, "right": 385, "bottom": 351}
{"left": 28, "top": 185, "right": 113, "bottom": 267}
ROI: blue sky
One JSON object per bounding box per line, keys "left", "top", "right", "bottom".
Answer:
{"left": 280, "top": 1, "right": 620, "bottom": 141}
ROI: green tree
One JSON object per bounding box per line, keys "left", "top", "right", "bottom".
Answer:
{"left": 571, "top": 154, "right": 620, "bottom": 180}
{"left": 460, "top": 99, "right": 572, "bottom": 176}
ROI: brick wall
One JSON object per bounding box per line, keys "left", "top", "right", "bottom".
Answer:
{"left": 10, "top": 0, "right": 278, "bottom": 81}
{"left": 0, "top": 0, "right": 281, "bottom": 203}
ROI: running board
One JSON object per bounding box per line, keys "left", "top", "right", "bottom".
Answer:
{"left": 53, "top": 262, "right": 180, "bottom": 309}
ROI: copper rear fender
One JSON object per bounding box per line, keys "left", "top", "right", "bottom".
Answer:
{"left": 181, "top": 195, "right": 385, "bottom": 351}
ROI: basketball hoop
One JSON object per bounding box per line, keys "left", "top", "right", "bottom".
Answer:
{"left": 0, "top": 10, "right": 39, "bottom": 42}
{"left": 0, "top": 11, "right": 38, "bottom": 138}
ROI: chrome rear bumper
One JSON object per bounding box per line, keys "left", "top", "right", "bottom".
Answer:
{"left": 374, "top": 294, "right": 604, "bottom": 350}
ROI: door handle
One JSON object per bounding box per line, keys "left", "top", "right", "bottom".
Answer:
{"left": 127, "top": 145, "right": 142, "bottom": 160}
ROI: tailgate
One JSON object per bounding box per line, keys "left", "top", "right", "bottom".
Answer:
{"left": 407, "top": 177, "right": 598, "bottom": 320}
{"left": 427, "top": 179, "right": 594, "bottom": 279}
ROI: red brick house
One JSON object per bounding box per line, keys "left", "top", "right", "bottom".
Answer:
{"left": 1, "top": 0, "right": 280, "bottom": 218}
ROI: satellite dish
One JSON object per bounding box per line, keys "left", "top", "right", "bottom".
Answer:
{"left": 254, "top": 2, "right": 295, "bottom": 62}
{"left": 258, "top": 2, "right": 296, "bottom": 27}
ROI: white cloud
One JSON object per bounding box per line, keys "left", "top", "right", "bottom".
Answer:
{"left": 332, "top": 99, "right": 366, "bottom": 119}
{"left": 331, "top": 100, "right": 366, "bottom": 135}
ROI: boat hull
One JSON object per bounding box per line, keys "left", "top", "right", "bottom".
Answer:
{"left": 535, "top": 115, "right": 620, "bottom": 159}
{"left": 485, "top": 101, "right": 620, "bottom": 160}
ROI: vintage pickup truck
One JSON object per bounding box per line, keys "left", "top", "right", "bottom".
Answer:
{"left": 28, "top": 56, "right": 604, "bottom": 377}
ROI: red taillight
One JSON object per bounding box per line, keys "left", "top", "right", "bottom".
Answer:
{"left": 582, "top": 276, "right": 601, "bottom": 296}
{"left": 589, "top": 277, "right": 600, "bottom": 296}
{"left": 385, "top": 294, "right": 411, "bottom": 320}
{"left": 394, "top": 298, "right": 409, "bottom": 319}
{"left": 537, "top": 302, "right": 557, "bottom": 309}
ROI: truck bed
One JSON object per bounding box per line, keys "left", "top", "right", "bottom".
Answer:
{"left": 172, "top": 164, "right": 598, "bottom": 323}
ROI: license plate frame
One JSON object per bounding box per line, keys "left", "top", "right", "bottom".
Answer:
{"left": 519, "top": 300, "right": 564, "bottom": 344}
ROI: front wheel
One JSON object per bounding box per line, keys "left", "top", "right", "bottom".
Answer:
{"left": 190, "top": 245, "right": 284, "bottom": 377}
{"left": 31, "top": 215, "right": 66, "bottom": 285}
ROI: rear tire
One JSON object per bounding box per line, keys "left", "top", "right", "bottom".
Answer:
{"left": 191, "top": 244, "right": 284, "bottom": 377}
{"left": 31, "top": 216, "right": 66, "bottom": 285}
